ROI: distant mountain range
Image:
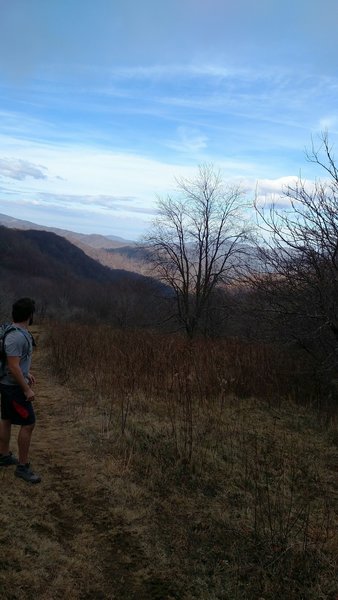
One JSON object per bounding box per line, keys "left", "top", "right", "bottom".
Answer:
{"left": 0, "top": 212, "right": 146, "bottom": 274}
{"left": 0, "top": 223, "right": 169, "bottom": 326}
{"left": 0, "top": 213, "right": 135, "bottom": 249}
{"left": 0, "top": 225, "right": 143, "bottom": 284}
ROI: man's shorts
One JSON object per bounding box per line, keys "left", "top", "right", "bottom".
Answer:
{"left": 0, "top": 384, "right": 36, "bottom": 426}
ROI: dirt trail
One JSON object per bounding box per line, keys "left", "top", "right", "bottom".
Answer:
{"left": 0, "top": 327, "right": 160, "bottom": 600}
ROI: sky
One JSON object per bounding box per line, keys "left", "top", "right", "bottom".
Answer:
{"left": 1, "top": 0, "right": 338, "bottom": 240}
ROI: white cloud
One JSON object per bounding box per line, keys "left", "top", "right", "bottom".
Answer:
{"left": 255, "top": 176, "right": 299, "bottom": 196}
{"left": 252, "top": 176, "right": 322, "bottom": 208}
{"left": 0, "top": 158, "right": 47, "bottom": 180}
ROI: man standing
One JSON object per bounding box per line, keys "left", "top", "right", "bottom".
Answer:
{"left": 0, "top": 298, "right": 41, "bottom": 483}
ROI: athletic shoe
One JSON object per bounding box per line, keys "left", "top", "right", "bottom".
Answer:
{"left": 0, "top": 452, "right": 19, "bottom": 466}
{"left": 15, "top": 463, "right": 41, "bottom": 484}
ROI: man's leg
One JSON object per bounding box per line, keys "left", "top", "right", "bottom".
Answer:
{"left": 15, "top": 423, "right": 41, "bottom": 483}
{"left": 0, "top": 419, "right": 18, "bottom": 466}
{"left": 0, "top": 419, "right": 11, "bottom": 455}
{"left": 17, "top": 423, "right": 35, "bottom": 465}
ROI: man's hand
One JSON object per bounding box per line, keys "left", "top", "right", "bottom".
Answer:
{"left": 28, "top": 373, "right": 36, "bottom": 385}
{"left": 25, "top": 388, "right": 35, "bottom": 401}
{"left": 7, "top": 357, "right": 36, "bottom": 400}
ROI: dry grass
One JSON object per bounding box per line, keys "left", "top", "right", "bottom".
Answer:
{"left": 0, "top": 323, "right": 337, "bottom": 599}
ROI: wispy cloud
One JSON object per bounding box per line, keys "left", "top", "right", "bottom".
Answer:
{"left": 166, "top": 126, "right": 208, "bottom": 154}
{"left": 0, "top": 158, "right": 48, "bottom": 180}
{"left": 104, "top": 64, "right": 244, "bottom": 81}
{"left": 318, "top": 115, "right": 338, "bottom": 132}
{"left": 38, "top": 193, "right": 156, "bottom": 215}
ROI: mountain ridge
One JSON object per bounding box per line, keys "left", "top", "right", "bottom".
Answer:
{"left": 0, "top": 225, "right": 167, "bottom": 325}
{"left": 0, "top": 211, "right": 147, "bottom": 274}
{"left": 0, "top": 212, "right": 135, "bottom": 249}
{"left": 0, "top": 226, "right": 142, "bottom": 284}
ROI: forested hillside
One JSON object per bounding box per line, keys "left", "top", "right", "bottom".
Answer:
{"left": 0, "top": 226, "right": 167, "bottom": 326}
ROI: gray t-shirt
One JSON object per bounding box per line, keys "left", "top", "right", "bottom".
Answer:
{"left": 1, "top": 326, "right": 33, "bottom": 386}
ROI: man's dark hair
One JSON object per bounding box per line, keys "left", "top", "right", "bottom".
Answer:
{"left": 12, "top": 298, "right": 36, "bottom": 323}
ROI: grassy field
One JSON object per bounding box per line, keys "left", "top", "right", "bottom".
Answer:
{"left": 0, "top": 323, "right": 337, "bottom": 599}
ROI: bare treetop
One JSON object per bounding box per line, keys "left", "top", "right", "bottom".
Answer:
{"left": 145, "top": 164, "right": 250, "bottom": 337}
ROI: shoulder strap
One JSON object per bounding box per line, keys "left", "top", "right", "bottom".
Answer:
{"left": 16, "top": 328, "right": 33, "bottom": 346}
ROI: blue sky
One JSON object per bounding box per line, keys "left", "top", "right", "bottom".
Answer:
{"left": 0, "top": 0, "right": 338, "bottom": 240}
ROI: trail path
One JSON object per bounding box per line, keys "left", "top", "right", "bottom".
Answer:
{"left": 0, "top": 327, "right": 159, "bottom": 600}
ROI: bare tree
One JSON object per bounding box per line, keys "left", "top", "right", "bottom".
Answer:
{"left": 252, "top": 132, "right": 338, "bottom": 376}
{"left": 144, "top": 165, "right": 249, "bottom": 338}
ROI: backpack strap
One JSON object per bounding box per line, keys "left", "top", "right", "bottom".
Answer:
{"left": 0, "top": 326, "right": 17, "bottom": 379}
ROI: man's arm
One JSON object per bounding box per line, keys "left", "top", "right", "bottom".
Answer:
{"left": 6, "top": 356, "right": 35, "bottom": 400}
